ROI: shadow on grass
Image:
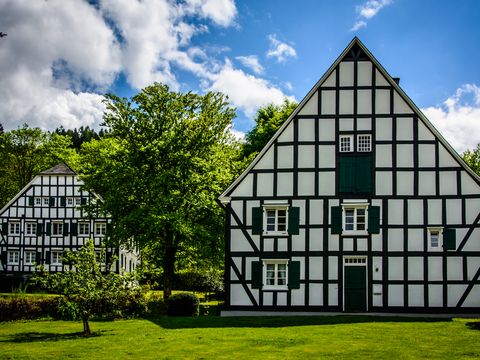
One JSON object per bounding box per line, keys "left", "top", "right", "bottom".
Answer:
{"left": 148, "top": 315, "right": 451, "bottom": 329}
{"left": 466, "top": 322, "right": 480, "bottom": 331}
{"left": 0, "top": 330, "right": 110, "bottom": 343}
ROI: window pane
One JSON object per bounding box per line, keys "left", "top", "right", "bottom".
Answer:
{"left": 345, "top": 209, "right": 354, "bottom": 230}
{"left": 431, "top": 232, "right": 439, "bottom": 247}
{"left": 357, "top": 209, "right": 366, "bottom": 230}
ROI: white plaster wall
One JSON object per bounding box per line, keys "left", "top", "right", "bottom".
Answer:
{"left": 463, "top": 287, "right": 480, "bottom": 307}
{"left": 231, "top": 230, "right": 254, "bottom": 252}
{"left": 357, "top": 117, "right": 372, "bottom": 131}
{"left": 371, "top": 234, "right": 382, "bottom": 251}
{"left": 328, "top": 284, "right": 338, "bottom": 306}
{"left": 231, "top": 173, "right": 253, "bottom": 197}
{"left": 388, "top": 257, "right": 403, "bottom": 280}
{"left": 254, "top": 148, "right": 274, "bottom": 169}
{"left": 428, "top": 257, "right": 442, "bottom": 281}
{"left": 320, "top": 91, "right": 336, "bottom": 115}
{"left": 277, "top": 146, "right": 294, "bottom": 169}
{"left": 292, "top": 200, "right": 306, "bottom": 225}
{"left": 256, "top": 173, "right": 274, "bottom": 196}
{"left": 309, "top": 284, "right": 323, "bottom": 306}
{"left": 388, "top": 229, "right": 403, "bottom": 251}
{"left": 277, "top": 292, "right": 287, "bottom": 306}
{"left": 372, "top": 284, "right": 383, "bottom": 307}
{"left": 407, "top": 200, "right": 423, "bottom": 225}
{"left": 277, "top": 173, "right": 293, "bottom": 196}
{"left": 298, "top": 118, "right": 316, "bottom": 142}
{"left": 278, "top": 122, "right": 294, "bottom": 142}
{"left": 376, "top": 69, "right": 390, "bottom": 86}
{"left": 339, "top": 118, "right": 353, "bottom": 131}
{"left": 339, "top": 90, "right": 354, "bottom": 115}
{"left": 440, "top": 171, "right": 457, "bottom": 196}
{"left": 309, "top": 200, "right": 323, "bottom": 225}
{"left": 343, "top": 238, "right": 354, "bottom": 251}
{"left": 463, "top": 229, "right": 480, "bottom": 251}
{"left": 447, "top": 257, "right": 463, "bottom": 281}
{"left": 278, "top": 238, "right": 288, "bottom": 252}
{"left": 322, "top": 70, "right": 336, "bottom": 87}
{"left": 357, "top": 90, "right": 372, "bottom": 114}
{"left": 388, "top": 285, "right": 404, "bottom": 306}
{"left": 372, "top": 257, "right": 382, "bottom": 281}
{"left": 418, "top": 121, "right": 435, "bottom": 141}
{"left": 318, "top": 118, "right": 336, "bottom": 141}
{"left": 447, "top": 285, "right": 467, "bottom": 307}
{"left": 309, "top": 257, "right": 323, "bottom": 280}
{"left": 467, "top": 257, "right": 480, "bottom": 280}
{"left": 466, "top": 199, "right": 480, "bottom": 223}
{"left": 397, "top": 117, "right": 413, "bottom": 141}
{"left": 298, "top": 93, "right": 318, "bottom": 116}
{"left": 461, "top": 172, "right": 480, "bottom": 195}
{"left": 328, "top": 234, "right": 339, "bottom": 251}
{"left": 427, "top": 199, "right": 442, "bottom": 224}
{"left": 393, "top": 92, "right": 413, "bottom": 114}
{"left": 376, "top": 117, "right": 392, "bottom": 140}
{"left": 339, "top": 62, "right": 354, "bottom": 86}
{"left": 357, "top": 238, "right": 368, "bottom": 251}
{"left": 408, "top": 257, "right": 423, "bottom": 280}
{"left": 318, "top": 145, "right": 335, "bottom": 168}
{"left": 397, "top": 145, "right": 414, "bottom": 168}
{"left": 298, "top": 172, "right": 315, "bottom": 196}
{"left": 318, "top": 172, "right": 335, "bottom": 195}
{"left": 298, "top": 146, "right": 315, "bottom": 168}
{"left": 446, "top": 199, "right": 462, "bottom": 225}
{"left": 292, "top": 229, "right": 305, "bottom": 251}
{"left": 388, "top": 200, "right": 403, "bottom": 225}
{"left": 438, "top": 145, "right": 458, "bottom": 167}
{"left": 418, "top": 144, "right": 436, "bottom": 167}
{"left": 428, "top": 285, "right": 443, "bottom": 307}
{"left": 291, "top": 284, "right": 305, "bottom": 306}
{"left": 328, "top": 256, "right": 338, "bottom": 280}
{"left": 357, "top": 61, "right": 372, "bottom": 86}
{"left": 408, "top": 285, "right": 424, "bottom": 307}
{"left": 407, "top": 229, "right": 424, "bottom": 251}
{"left": 376, "top": 145, "right": 392, "bottom": 167}
{"left": 309, "top": 229, "right": 323, "bottom": 251}
{"left": 263, "top": 292, "right": 273, "bottom": 306}
{"left": 375, "top": 90, "right": 390, "bottom": 114}
{"left": 376, "top": 172, "right": 393, "bottom": 195}
{"left": 418, "top": 172, "right": 436, "bottom": 196}
{"left": 397, "top": 171, "right": 414, "bottom": 195}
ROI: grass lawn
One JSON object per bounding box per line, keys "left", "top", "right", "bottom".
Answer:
{"left": 0, "top": 316, "right": 479, "bottom": 359}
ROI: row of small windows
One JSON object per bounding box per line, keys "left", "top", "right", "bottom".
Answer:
{"left": 339, "top": 134, "right": 372, "bottom": 153}
{"left": 28, "top": 196, "right": 87, "bottom": 207}
{"left": 2, "top": 221, "right": 107, "bottom": 237}
{"left": 6, "top": 250, "right": 62, "bottom": 265}
{"left": 249, "top": 204, "right": 456, "bottom": 251}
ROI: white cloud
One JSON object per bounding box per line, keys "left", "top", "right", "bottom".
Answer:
{"left": 187, "top": 0, "right": 237, "bottom": 27}
{"left": 421, "top": 84, "right": 480, "bottom": 154}
{"left": 206, "top": 59, "right": 294, "bottom": 117}
{"left": 266, "top": 34, "right": 297, "bottom": 63}
{"left": 235, "top": 55, "right": 264, "bottom": 74}
{"left": 350, "top": 0, "right": 392, "bottom": 31}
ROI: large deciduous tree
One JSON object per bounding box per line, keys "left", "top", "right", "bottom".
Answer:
{"left": 242, "top": 99, "right": 297, "bottom": 158}
{"left": 79, "top": 83, "right": 241, "bottom": 298}
{"left": 463, "top": 144, "right": 480, "bottom": 176}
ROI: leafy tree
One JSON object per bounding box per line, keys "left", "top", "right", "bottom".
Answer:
{"left": 463, "top": 144, "right": 480, "bottom": 176}
{"left": 78, "top": 83, "right": 242, "bottom": 298}
{"left": 55, "top": 126, "right": 105, "bottom": 149}
{"left": 33, "top": 240, "right": 131, "bottom": 335}
{"left": 0, "top": 125, "right": 78, "bottom": 207}
{"left": 242, "top": 99, "right": 297, "bottom": 158}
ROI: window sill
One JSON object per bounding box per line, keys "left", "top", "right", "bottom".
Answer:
{"left": 263, "top": 286, "right": 288, "bottom": 291}
{"left": 341, "top": 231, "right": 368, "bottom": 236}
{"left": 263, "top": 232, "right": 289, "bottom": 237}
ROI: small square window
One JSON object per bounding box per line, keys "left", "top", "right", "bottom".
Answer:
{"left": 43, "top": 198, "right": 49, "bottom": 206}
{"left": 25, "top": 222, "right": 37, "bottom": 236}
{"left": 342, "top": 205, "right": 368, "bottom": 234}
{"left": 95, "top": 222, "right": 107, "bottom": 236}
{"left": 67, "top": 198, "right": 74, "bottom": 206}
{"left": 428, "top": 228, "right": 443, "bottom": 251}
{"left": 7, "top": 250, "right": 19, "bottom": 265}
{"left": 9, "top": 222, "right": 20, "bottom": 235}
{"left": 263, "top": 260, "right": 288, "bottom": 289}
{"left": 263, "top": 207, "right": 288, "bottom": 235}
{"left": 78, "top": 222, "right": 90, "bottom": 236}
{"left": 51, "top": 251, "right": 63, "bottom": 265}
{"left": 35, "top": 197, "right": 42, "bottom": 205}
{"left": 357, "top": 135, "right": 372, "bottom": 152}
{"left": 340, "top": 135, "right": 353, "bottom": 152}
{"left": 75, "top": 198, "right": 82, "bottom": 206}
{"left": 24, "top": 251, "right": 36, "bottom": 265}
{"left": 52, "top": 222, "right": 64, "bottom": 236}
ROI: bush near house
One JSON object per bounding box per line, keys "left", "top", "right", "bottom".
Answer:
{"left": 166, "top": 292, "right": 199, "bottom": 317}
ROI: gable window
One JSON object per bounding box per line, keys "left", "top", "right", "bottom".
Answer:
{"left": 67, "top": 197, "right": 74, "bottom": 206}
{"left": 9, "top": 222, "right": 20, "bottom": 235}
{"left": 24, "top": 251, "right": 36, "bottom": 265}
{"left": 251, "top": 204, "right": 300, "bottom": 236}
{"left": 51, "top": 251, "right": 63, "bottom": 265}
{"left": 251, "top": 260, "right": 301, "bottom": 290}
{"left": 357, "top": 135, "right": 371, "bottom": 152}
{"left": 78, "top": 222, "right": 90, "bottom": 236}
{"left": 340, "top": 135, "right": 353, "bottom": 152}
{"left": 428, "top": 227, "right": 456, "bottom": 251}
{"left": 52, "top": 222, "right": 64, "bottom": 236}
{"left": 95, "top": 222, "right": 107, "bottom": 236}
{"left": 43, "top": 197, "right": 49, "bottom": 206}
{"left": 35, "top": 197, "right": 42, "bottom": 205}
{"left": 331, "top": 204, "right": 380, "bottom": 235}
{"left": 8, "top": 250, "right": 19, "bottom": 265}
{"left": 25, "top": 222, "right": 37, "bottom": 236}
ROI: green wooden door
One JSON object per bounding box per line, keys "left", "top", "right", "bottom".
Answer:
{"left": 344, "top": 266, "right": 367, "bottom": 312}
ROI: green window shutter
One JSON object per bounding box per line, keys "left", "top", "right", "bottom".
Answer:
{"left": 46, "top": 223, "right": 51, "bottom": 236}
{"left": 288, "top": 261, "right": 301, "bottom": 289}
{"left": 1, "top": 252, "right": 7, "bottom": 266}
{"left": 367, "top": 206, "right": 380, "bottom": 234}
{"left": 71, "top": 223, "right": 78, "bottom": 236}
{"left": 1, "top": 223, "right": 7, "bottom": 235}
{"left": 36, "top": 252, "right": 42, "bottom": 264}
{"left": 252, "top": 207, "right": 263, "bottom": 235}
{"left": 28, "top": 196, "right": 34, "bottom": 206}
{"left": 49, "top": 197, "right": 55, "bottom": 207}
{"left": 60, "top": 196, "right": 66, "bottom": 207}
{"left": 339, "top": 156, "right": 356, "bottom": 193}
{"left": 331, "top": 206, "right": 343, "bottom": 234}
{"left": 288, "top": 207, "right": 300, "bottom": 235}
{"left": 36, "top": 223, "right": 43, "bottom": 236}
{"left": 63, "top": 223, "right": 69, "bottom": 236}
{"left": 251, "top": 261, "right": 263, "bottom": 289}
{"left": 443, "top": 229, "right": 456, "bottom": 251}
{"left": 45, "top": 251, "right": 51, "bottom": 265}
{"left": 81, "top": 197, "right": 87, "bottom": 206}
{"left": 355, "top": 156, "right": 372, "bottom": 193}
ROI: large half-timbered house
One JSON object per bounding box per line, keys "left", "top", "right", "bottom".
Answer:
{"left": 219, "top": 38, "right": 480, "bottom": 313}
{"left": 0, "top": 163, "right": 138, "bottom": 276}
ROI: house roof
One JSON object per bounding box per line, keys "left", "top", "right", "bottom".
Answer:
{"left": 219, "top": 37, "right": 480, "bottom": 203}
{"left": 39, "top": 162, "right": 77, "bottom": 175}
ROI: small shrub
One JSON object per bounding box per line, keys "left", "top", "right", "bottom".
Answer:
{"left": 166, "top": 292, "right": 199, "bottom": 317}
{"left": 0, "top": 296, "right": 62, "bottom": 321}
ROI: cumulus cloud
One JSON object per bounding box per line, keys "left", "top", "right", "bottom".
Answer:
{"left": 185, "top": 0, "right": 237, "bottom": 27}
{"left": 350, "top": 0, "right": 392, "bottom": 31}
{"left": 421, "top": 84, "right": 480, "bottom": 154}
{"left": 206, "top": 59, "right": 294, "bottom": 117}
{"left": 266, "top": 34, "right": 297, "bottom": 63}
{"left": 235, "top": 55, "right": 264, "bottom": 74}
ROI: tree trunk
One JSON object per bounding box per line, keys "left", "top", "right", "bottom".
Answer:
{"left": 163, "top": 244, "right": 176, "bottom": 300}
{"left": 83, "top": 316, "right": 91, "bottom": 335}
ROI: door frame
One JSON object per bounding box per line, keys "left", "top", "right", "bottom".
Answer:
{"left": 343, "top": 256, "right": 368, "bottom": 312}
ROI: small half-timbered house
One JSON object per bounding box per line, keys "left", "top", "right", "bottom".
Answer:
{"left": 0, "top": 163, "right": 138, "bottom": 276}
{"left": 219, "top": 38, "right": 480, "bottom": 313}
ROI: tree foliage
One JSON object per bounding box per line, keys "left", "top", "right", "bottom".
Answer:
{"left": 242, "top": 99, "right": 297, "bottom": 158}
{"left": 33, "top": 240, "right": 133, "bottom": 335}
{"left": 78, "top": 83, "right": 242, "bottom": 297}
{"left": 55, "top": 125, "right": 106, "bottom": 149}
{"left": 463, "top": 143, "right": 480, "bottom": 176}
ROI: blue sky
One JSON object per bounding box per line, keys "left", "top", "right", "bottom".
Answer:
{"left": 0, "top": 0, "right": 479, "bottom": 152}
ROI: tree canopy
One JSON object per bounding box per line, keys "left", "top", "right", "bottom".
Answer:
{"left": 463, "top": 143, "right": 480, "bottom": 176}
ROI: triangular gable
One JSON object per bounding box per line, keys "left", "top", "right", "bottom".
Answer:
{"left": 219, "top": 37, "right": 480, "bottom": 201}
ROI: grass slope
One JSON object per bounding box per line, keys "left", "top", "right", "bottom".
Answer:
{"left": 0, "top": 316, "right": 479, "bottom": 359}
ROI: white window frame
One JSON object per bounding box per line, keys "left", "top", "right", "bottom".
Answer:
{"left": 339, "top": 135, "right": 354, "bottom": 152}
{"left": 428, "top": 227, "right": 443, "bottom": 251}
{"left": 95, "top": 222, "right": 107, "bottom": 236}
{"left": 342, "top": 202, "right": 368, "bottom": 235}
{"left": 75, "top": 197, "right": 82, "bottom": 206}
{"left": 78, "top": 222, "right": 90, "bottom": 236}
{"left": 7, "top": 250, "right": 19, "bottom": 265}
{"left": 25, "top": 222, "right": 37, "bottom": 236}
{"left": 263, "top": 205, "right": 289, "bottom": 235}
{"left": 52, "top": 221, "right": 64, "bottom": 236}
{"left": 357, "top": 134, "right": 372, "bottom": 152}
{"left": 9, "top": 222, "right": 20, "bottom": 235}
{"left": 263, "top": 259, "right": 288, "bottom": 290}
{"left": 67, "top": 197, "right": 74, "bottom": 206}
{"left": 24, "top": 251, "right": 36, "bottom": 265}
{"left": 51, "top": 251, "right": 63, "bottom": 265}
{"left": 35, "top": 197, "right": 42, "bottom": 206}
{"left": 43, "top": 197, "right": 49, "bottom": 206}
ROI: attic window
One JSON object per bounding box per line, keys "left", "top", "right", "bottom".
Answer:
{"left": 340, "top": 135, "right": 353, "bottom": 152}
